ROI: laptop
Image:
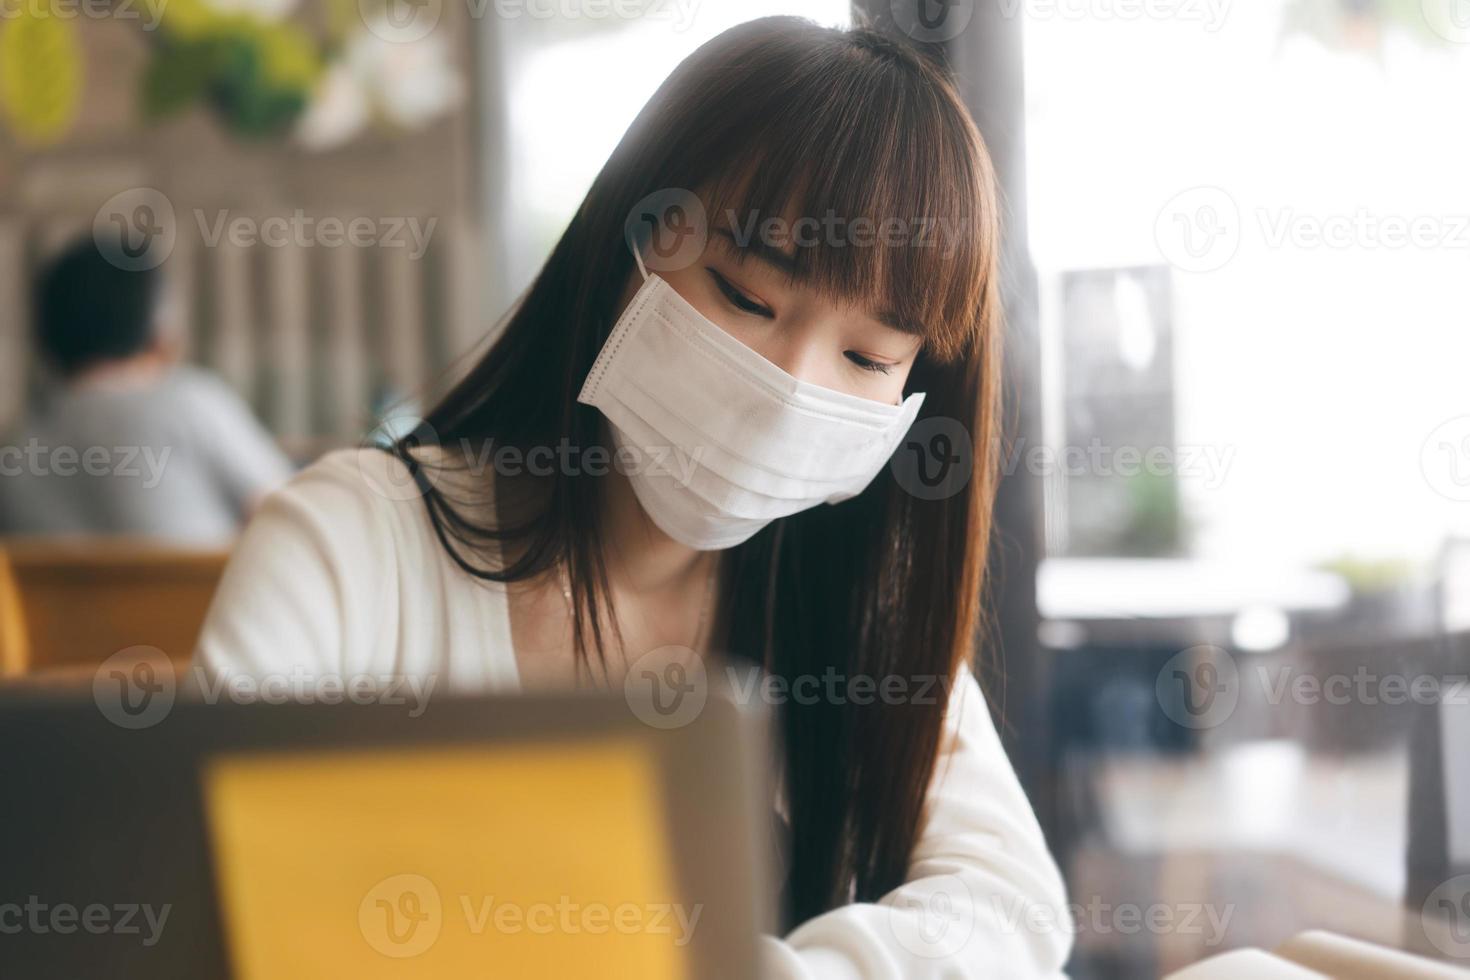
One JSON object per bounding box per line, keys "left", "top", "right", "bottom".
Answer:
{"left": 0, "top": 682, "right": 771, "bottom": 978}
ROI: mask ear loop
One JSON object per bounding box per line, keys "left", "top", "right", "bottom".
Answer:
{"left": 632, "top": 240, "right": 650, "bottom": 281}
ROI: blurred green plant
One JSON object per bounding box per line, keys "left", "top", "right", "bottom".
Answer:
{"left": 134, "top": 0, "right": 462, "bottom": 149}
{"left": 141, "top": 0, "right": 321, "bottom": 140}
{"left": 1318, "top": 554, "right": 1419, "bottom": 593}
{"left": 1117, "top": 469, "right": 1186, "bottom": 558}
{"left": 0, "top": 6, "right": 83, "bottom": 146}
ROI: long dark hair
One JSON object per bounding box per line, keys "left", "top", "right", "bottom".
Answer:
{"left": 400, "top": 16, "right": 1003, "bottom": 927}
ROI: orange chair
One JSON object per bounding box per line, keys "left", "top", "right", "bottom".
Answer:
{"left": 0, "top": 548, "right": 30, "bottom": 675}
{"left": 0, "top": 538, "right": 229, "bottom": 678}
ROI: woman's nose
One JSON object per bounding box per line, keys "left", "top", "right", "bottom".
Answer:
{"left": 753, "top": 328, "right": 832, "bottom": 389}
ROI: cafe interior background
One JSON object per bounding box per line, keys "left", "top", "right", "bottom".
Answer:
{"left": 1, "top": 0, "right": 1469, "bottom": 975}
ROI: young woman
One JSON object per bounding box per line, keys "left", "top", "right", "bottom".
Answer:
{"left": 196, "top": 16, "right": 1071, "bottom": 977}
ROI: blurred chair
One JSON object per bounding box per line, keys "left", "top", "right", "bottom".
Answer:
{"left": 0, "top": 548, "right": 30, "bottom": 674}
{"left": 0, "top": 538, "right": 228, "bottom": 677}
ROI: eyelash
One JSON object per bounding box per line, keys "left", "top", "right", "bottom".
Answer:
{"left": 845, "top": 352, "right": 893, "bottom": 375}
{"left": 706, "top": 268, "right": 894, "bottom": 376}
{"left": 708, "top": 269, "right": 773, "bottom": 318}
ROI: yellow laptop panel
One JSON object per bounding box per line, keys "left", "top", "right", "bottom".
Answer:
{"left": 202, "top": 739, "right": 688, "bottom": 979}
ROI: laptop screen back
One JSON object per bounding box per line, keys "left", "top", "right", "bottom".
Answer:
{"left": 203, "top": 738, "right": 691, "bottom": 978}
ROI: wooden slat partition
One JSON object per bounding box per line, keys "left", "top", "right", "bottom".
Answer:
{"left": 209, "top": 236, "right": 255, "bottom": 403}
{"left": 323, "top": 240, "right": 369, "bottom": 435}
{"left": 0, "top": 221, "right": 27, "bottom": 426}
{"left": 35, "top": 217, "right": 88, "bottom": 256}
{"left": 441, "top": 215, "right": 489, "bottom": 375}
{"left": 0, "top": 211, "right": 481, "bottom": 441}
{"left": 379, "top": 239, "right": 427, "bottom": 407}
{"left": 168, "top": 229, "right": 198, "bottom": 362}
{"left": 265, "top": 240, "right": 311, "bottom": 437}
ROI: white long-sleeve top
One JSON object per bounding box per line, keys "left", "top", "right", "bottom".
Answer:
{"left": 192, "top": 448, "right": 1074, "bottom": 978}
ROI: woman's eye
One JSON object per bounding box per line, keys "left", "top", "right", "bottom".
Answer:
{"left": 708, "top": 270, "right": 774, "bottom": 318}
{"left": 845, "top": 351, "right": 894, "bottom": 375}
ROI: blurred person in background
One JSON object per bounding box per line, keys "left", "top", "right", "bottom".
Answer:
{"left": 0, "top": 237, "right": 292, "bottom": 545}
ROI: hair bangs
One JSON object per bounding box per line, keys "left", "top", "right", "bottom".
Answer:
{"left": 686, "top": 36, "right": 996, "bottom": 365}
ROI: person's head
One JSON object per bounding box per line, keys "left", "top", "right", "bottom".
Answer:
{"left": 33, "top": 237, "right": 168, "bottom": 379}
{"left": 409, "top": 16, "right": 1002, "bottom": 925}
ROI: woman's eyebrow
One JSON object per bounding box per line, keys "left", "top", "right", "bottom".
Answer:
{"left": 712, "top": 228, "right": 800, "bottom": 278}
{"left": 874, "top": 311, "right": 924, "bottom": 337}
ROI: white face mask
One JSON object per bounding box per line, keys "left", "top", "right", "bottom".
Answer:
{"left": 576, "top": 250, "right": 926, "bottom": 551}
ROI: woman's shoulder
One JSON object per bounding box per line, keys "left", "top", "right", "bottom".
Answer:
{"left": 194, "top": 447, "right": 447, "bottom": 684}
{"left": 289, "top": 444, "right": 416, "bottom": 493}
{"left": 262, "top": 446, "right": 425, "bottom": 526}
{"left": 229, "top": 447, "right": 439, "bottom": 605}
{"left": 194, "top": 437, "right": 516, "bottom": 695}
{"left": 284, "top": 444, "right": 489, "bottom": 503}
{"left": 257, "top": 444, "right": 504, "bottom": 590}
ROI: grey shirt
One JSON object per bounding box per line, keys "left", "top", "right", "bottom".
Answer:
{"left": 0, "top": 366, "right": 293, "bottom": 545}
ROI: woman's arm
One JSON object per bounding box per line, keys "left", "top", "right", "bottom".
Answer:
{"left": 761, "top": 664, "right": 1074, "bottom": 978}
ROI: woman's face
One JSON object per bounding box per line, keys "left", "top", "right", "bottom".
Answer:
{"left": 624, "top": 227, "right": 923, "bottom": 405}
